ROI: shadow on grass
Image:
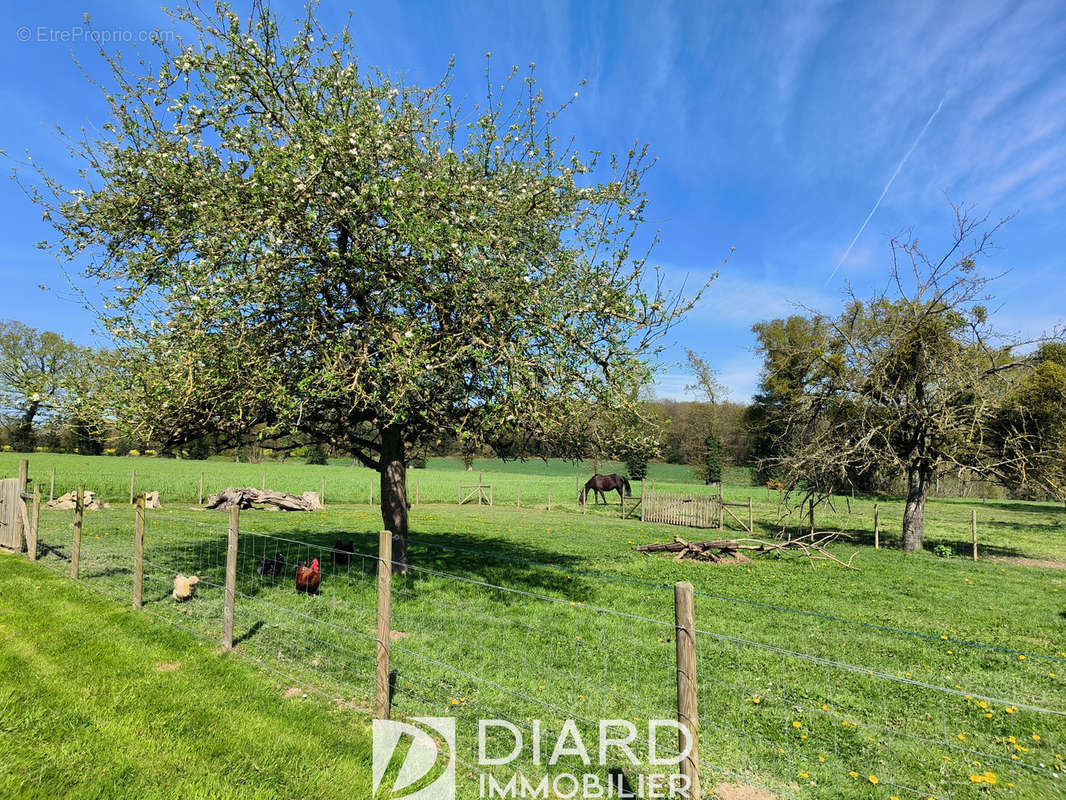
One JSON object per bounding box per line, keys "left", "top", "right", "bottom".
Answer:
{"left": 124, "top": 523, "right": 596, "bottom": 607}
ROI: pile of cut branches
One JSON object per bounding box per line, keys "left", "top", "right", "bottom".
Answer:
{"left": 634, "top": 532, "right": 859, "bottom": 570}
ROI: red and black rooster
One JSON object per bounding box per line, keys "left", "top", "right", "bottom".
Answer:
{"left": 295, "top": 558, "right": 321, "bottom": 594}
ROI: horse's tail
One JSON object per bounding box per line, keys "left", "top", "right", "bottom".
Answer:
{"left": 622, "top": 477, "right": 632, "bottom": 496}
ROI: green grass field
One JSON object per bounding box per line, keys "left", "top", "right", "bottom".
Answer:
{"left": 2, "top": 452, "right": 1065, "bottom": 798}
{"left": 0, "top": 555, "right": 374, "bottom": 800}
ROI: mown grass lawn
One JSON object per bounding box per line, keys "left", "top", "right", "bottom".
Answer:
{"left": 0, "top": 556, "right": 374, "bottom": 800}
{"left": 4, "top": 452, "right": 1066, "bottom": 798}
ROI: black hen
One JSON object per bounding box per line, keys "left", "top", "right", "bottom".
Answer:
{"left": 256, "top": 552, "right": 286, "bottom": 577}
{"left": 330, "top": 538, "right": 355, "bottom": 567}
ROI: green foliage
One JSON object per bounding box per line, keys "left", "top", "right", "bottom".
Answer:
{"left": 933, "top": 544, "right": 953, "bottom": 558}
{"left": 746, "top": 314, "right": 828, "bottom": 484}
{"left": 695, "top": 433, "right": 724, "bottom": 484}
{"left": 305, "top": 444, "right": 328, "bottom": 466}
{"left": 25, "top": 2, "right": 703, "bottom": 486}
{"left": 624, "top": 451, "right": 649, "bottom": 481}
{"left": 989, "top": 343, "right": 1066, "bottom": 502}
{"left": 0, "top": 319, "right": 99, "bottom": 450}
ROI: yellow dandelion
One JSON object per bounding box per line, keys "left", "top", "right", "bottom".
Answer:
{"left": 792, "top": 721, "right": 802, "bottom": 728}
{"left": 848, "top": 771, "right": 858, "bottom": 778}
{"left": 868, "top": 775, "right": 880, "bottom": 785}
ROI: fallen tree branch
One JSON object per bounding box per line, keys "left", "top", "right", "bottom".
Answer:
{"left": 635, "top": 533, "right": 860, "bottom": 570}
{"left": 204, "top": 487, "right": 323, "bottom": 511}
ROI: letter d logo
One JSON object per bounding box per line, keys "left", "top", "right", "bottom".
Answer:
{"left": 373, "top": 717, "right": 455, "bottom": 800}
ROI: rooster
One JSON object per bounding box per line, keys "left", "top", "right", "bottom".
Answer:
{"left": 330, "top": 538, "right": 355, "bottom": 567}
{"left": 295, "top": 558, "right": 321, "bottom": 594}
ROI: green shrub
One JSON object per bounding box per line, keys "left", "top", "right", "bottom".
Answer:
{"left": 305, "top": 444, "right": 328, "bottom": 465}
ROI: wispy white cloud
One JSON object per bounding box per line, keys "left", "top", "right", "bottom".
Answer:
{"left": 826, "top": 94, "right": 946, "bottom": 285}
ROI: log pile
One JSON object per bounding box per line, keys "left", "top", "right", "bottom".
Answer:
{"left": 204, "top": 487, "right": 323, "bottom": 511}
{"left": 46, "top": 490, "right": 110, "bottom": 510}
{"left": 635, "top": 532, "right": 859, "bottom": 569}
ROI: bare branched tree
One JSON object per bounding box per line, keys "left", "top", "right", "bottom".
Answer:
{"left": 759, "top": 204, "right": 1064, "bottom": 551}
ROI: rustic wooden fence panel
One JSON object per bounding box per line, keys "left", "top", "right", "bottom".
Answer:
{"left": 642, "top": 490, "right": 721, "bottom": 529}
{"left": 0, "top": 478, "right": 23, "bottom": 551}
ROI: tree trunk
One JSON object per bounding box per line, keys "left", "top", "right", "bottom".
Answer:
{"left": 901, "top": 466, "right": 930, "bottom": 552}
{"left": 13, "top": 401, "right": 39, "bottom": 450}
{"left": 379, "top": 426, "right": 409, "bottom": 574}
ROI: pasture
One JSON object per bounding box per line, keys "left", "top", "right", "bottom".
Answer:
{"left": 2, "top": 452, "right": 1065, "bottom": 799}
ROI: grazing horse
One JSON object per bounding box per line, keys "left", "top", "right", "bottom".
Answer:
{"left": 579, "top": 474, "right": 632, "bottom": 505}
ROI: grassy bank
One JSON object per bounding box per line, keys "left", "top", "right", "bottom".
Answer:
{"left": 0, "top": 555, "right": 374, "bottom": 800}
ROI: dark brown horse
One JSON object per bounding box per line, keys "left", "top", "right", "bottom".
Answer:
{"left": 579, "top": 474, "right": 632, "bottom": 505}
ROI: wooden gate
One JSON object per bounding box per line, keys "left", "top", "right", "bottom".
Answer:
{"left": 641, "top": 490, "right": 722, "bottom": 529}
{"left": 0, "top": 477, "right": 25, "bottom": 551}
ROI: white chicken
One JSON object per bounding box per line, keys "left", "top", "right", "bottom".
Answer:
{"left": 172, "top": 574, "right": 200, "bottom": 602}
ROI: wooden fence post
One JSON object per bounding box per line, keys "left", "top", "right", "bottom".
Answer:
{"left": 415, "top": 478, "right": 420, "bottom": 506}
{"left": 641, "top": 480, "right": 646, "bottom": 522}
{"left": 222, "top": 506, "right": 239, "bottom": 651}
{"left": 28, "top": 484, "right": 40, "bottom": 561}
{"left": 547, "top": 487, "right": 552, "bottom": 512}
{"left": 516, "top": 482, "right": 521, "bottom": 508}
{"left": 261, "top": 474, "right": 266, "bottom": 491}
{"left": 489, "top": 484, "right": 493, "bottom": 507}
{"left": 133, "top": 494, "right": 145, "bottom": 610}
{"left": 717, "top": 483, "right": 724, "bottom": 531}
{"left": 199, "top": 471, "right": 205, "bottom": 505}
{"left": 972, "top": 509, "right": 978, "bottom": 561}
{"left": 370, "top": 480, "right": 374, "bottom": 506}
{"left": 321, "top": 475, "right": 326, "bottom": 506}
{"left": 809, "top": 496, "right": 815, "bottom": 535}
{"left": 130, "top": 468, "right": 136, "bottom": 505}
{"left": 874, "top": 503, "right": 880, "bottom": 549}
{"left": 16, "top": 460, "right": 28, "bottom": 550}
{"left": 674, "top": 581, "right": 701, "bottom": 799}
{"left": 377, "top": 529, "right": 393, "bottom": 719}
{"left": 748, "top": 496, "right": 754, "bottom": 534}
{"left": 71, "top": 485, "right": 84, "bottom": 580}
{"left": 49, "top": 465, "right": 56, "bottom": 501}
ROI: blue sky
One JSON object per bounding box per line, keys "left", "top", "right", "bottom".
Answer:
{"left": 2, "top": 0, "right": 1065, "bottom": 400}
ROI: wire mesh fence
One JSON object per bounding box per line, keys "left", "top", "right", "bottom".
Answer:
{"left": 694, "top": 621, "right": 1066, "bottom": 799}
{"left": 22, "top": 501, "right": 1066, "bottom": 799}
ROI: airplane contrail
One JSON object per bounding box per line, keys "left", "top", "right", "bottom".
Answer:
{"left": 825, "top": 95, "right": 947, "bottom": 286}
